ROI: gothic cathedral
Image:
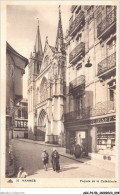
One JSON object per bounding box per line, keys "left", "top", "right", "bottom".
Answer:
{"left": 28, "top": 8, "right": 66, "bottom": 146}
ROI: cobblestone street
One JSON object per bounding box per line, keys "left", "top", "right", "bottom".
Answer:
{"left": 11, "top": 139, "right": 115, "bottom": 178}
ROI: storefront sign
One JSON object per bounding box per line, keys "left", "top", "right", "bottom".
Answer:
{"left": 90, "top": 115, "right": 115, "bottom": 125}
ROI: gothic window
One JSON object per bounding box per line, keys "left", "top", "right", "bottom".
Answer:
{"left": 44, "top": 55, "right": 49, "bottom": 67}
{"left": 38, "top": 109, "right": 47, "bottom": 132}
{"left": 40, "top": 77, "right": 48, "bottom": 102}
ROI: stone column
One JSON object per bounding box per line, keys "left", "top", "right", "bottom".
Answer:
{"left": 88, "top": 126, "right": 97, "bottom": 153}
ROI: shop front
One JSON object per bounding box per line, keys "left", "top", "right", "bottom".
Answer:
{"left": 65, "top": 120, "right": 89, "bottom": 157}
{"left": 90, "top": 114, "right": 116, "bottom": 159}
{"left": 65, "top": 114, "right": 116, "bottom": 159}
{"left": 96, "top": 124, "right": 115, "bottom": 157}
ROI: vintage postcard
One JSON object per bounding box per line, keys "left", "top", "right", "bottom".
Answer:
{"left": 1, "top": 0, "right": 119, "bottom": 190}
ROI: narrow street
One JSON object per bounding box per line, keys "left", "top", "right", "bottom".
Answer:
{"left": 11, "top": 139, "right": 115, "bottom": 178}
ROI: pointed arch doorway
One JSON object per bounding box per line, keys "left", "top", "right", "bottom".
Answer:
{"left": 36, "top": 109, "right": 47, "bottom": 141}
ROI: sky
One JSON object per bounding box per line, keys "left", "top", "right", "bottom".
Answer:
{"left": 7, "top": 5, "right": 71, "bottom": 58}
{"left": 7, "top": 5, "right": 71, "bottom": 98}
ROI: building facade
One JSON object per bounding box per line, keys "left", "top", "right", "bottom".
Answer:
{"left": 6, "top": 42, "right": 28, "bottom": 176}
{"left": 65, "top": 5, "right": 116, "bottom": 158}
{"left": 28, "top": 9, "right": 66, "bottom": 145}
{"left": 14, "top": 98, "right": 28, "bottom": 138}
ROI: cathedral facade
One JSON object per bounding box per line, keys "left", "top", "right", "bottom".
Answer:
{"left": 27, "top": 9, "right": 66, "bottom": 146}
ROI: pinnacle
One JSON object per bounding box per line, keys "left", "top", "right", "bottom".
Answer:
{"left": 55, "top": 6, "right": 65, "bottom": 54}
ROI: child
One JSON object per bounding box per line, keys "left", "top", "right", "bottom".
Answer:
{"left": 41, "top": 149, "right": 49, "bottom": 171}
{"left": 17, "top": 167, "right": 28, "bottom": 178}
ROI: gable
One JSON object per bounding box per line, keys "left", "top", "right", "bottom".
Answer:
{"left": 40, "top": 43, "right": 55, "bottom": 72}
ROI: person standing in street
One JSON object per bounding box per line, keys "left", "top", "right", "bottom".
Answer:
{"left": 41, "top": 149, "right": 49, "bottom": 171}
{"left": 51, "top": 148, "right": 60, "bottom": 173}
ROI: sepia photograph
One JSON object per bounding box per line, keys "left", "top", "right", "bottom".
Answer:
{"left": 1, "top": 1, "right": 119, "bottom": 189}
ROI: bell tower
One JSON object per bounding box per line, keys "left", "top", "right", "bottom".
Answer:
{"left": 28, "top": 20, "right": 43, "bottom": 139}
{"left": 28, "top": 19, "right": 43, "bottom": 83}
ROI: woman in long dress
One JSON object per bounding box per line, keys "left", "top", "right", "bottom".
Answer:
{"left": 51, "top": 148, "right": 60, "bottom": 173}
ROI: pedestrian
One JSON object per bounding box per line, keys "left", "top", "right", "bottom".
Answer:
{"left": 41, "top": 149, "right": 49, "bottom": 171}
{"left": 17, "top": 167, "right": 28, "bottom": 178}
{"left": 51, "top": 148, "right": 60, "bottom": 173}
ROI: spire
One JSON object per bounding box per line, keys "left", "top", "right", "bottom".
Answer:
{"left": 34, "top": 18, "right": 43, "bottom": 59}
{"left": 55, "top": 5, "right": 65, "bottom": 54}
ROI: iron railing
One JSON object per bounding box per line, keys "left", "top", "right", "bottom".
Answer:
{"left": 71, "top": 5, "right": 77, "bottom": 13}
{"left": 97, "top": 8, "right": 116, "bottom": 37}
{"left": 69, "top": 75, "right": 85, "bottom": 92}
{"left": 64, "top": 100, "right": 116, "bottom": 121}
{"left": 69, "top": 11, "right": 85, "bottom": 35}
{"left": 98, "top": 52, "right": 116, "bottom": 75}
{"left": 69, "top": 42, "right": 85, "bottom": 64}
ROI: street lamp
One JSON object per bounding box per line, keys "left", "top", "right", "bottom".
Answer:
{"left": 85, "top": 58, "right": 92, "bottom": 68}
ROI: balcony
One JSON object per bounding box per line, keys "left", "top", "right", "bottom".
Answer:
{"left": 69, "top": 75, "right": 85, "bottom": 93}
{"left": 69, "top": 42, "right": 85, "bottom": 64}
{"left": 97, "top": 8, "right": 116, "bottom": 38}
{"left": 64, "top": 108, "right": 90, "bottom": 121}
{"left": 97, "top": 52, "right": 116, "bottom": 77}
{"left": 64, "top": 101, "right": 116, "bottom": 122}
{"left": 69, "top": 11, "right": 85, "bottom": 36}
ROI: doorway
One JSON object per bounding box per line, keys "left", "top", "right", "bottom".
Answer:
{"left": 75, "top": 130, "right": 88, "bottom": 155}
{"left": 37, "top": 109, "right": 47, "bottom": 141}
